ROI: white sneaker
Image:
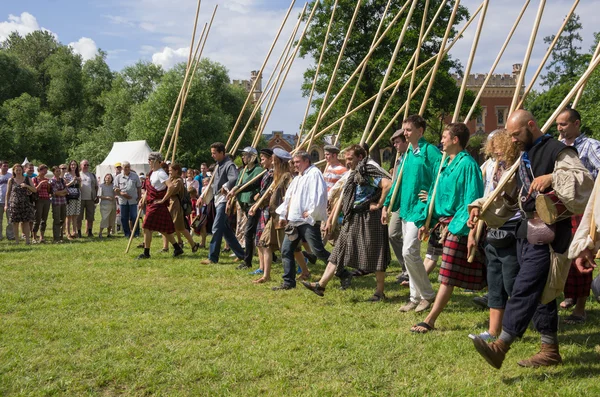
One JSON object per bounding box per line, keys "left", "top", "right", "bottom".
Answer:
{"left": 469, "top": 331, "right": 495, "bottom": 342}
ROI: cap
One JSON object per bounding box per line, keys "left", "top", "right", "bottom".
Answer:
{"left": 390, "top": 129, "right": 405, "bottom": 143}
{"left": 239, "top": 146, "right": 258, "bottom": 156}
{"left": 323, "top": 144, "right": 340, "bottom": 154}
{"left": 259, "top": 148, "right": 273, "bottom": 157}
{"left": 273, "top": 148, "right": 292, "bottom": 161}
{"left": 182, "top": 167, "right": 188, "bottom": 172}
{"left": 115, "top": 162, "right": 122, "bottom": 167}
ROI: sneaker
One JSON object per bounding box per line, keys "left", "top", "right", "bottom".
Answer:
{"left": 339, "top": 274, "right": 353, "bottom": 290}
{"left": 173, "top": 247, "right": 184, "bottom": 257}
{"left": 236, "top": 263, "right": 252, "bottom": 270}
{"left": 249, "top": 268, "right": 264, "bottom": 275}
{"left": 472, "top": 294, "right": 488, "bottom": 309}
{"left": 478, "top": 331, "right": 496, "bottom": 342}
{"left": 398, "top": 301, "right": 419, "bottom": 312}
{"left": 272, "top": 283, "right": 295, "bottom": 291}
{"left": 415, "top": 299, "right": 432, "bottom": 313}
{"left": 396, "top": 272, "right": 410, "bottom": 283}
{"left": 136, "top": 253, "right": 150, "bottom": 260}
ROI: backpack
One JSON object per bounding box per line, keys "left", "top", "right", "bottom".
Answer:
{"left": 180, "top": 182, "right": 193, "bottom": 217}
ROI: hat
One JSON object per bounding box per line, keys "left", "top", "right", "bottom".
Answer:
{"left": 273, "top": 148, "right": 292, "bottom": 161}
{"left": 390, "top": 129, "right": 405, "bottom": 143}
{"left": 260, "top": 148, "right": 274, "bottom": 157}
{"left": 115, "top": 162, "right": 122, "bottom": 167}
{"left": 323, "top": 144, "right": 340, "bottom": 154}
{"left": 182, "top": 167, "right": 188, "bottom": 172}
{"left": 239, "top": 146, "right": 258, "bottom": 156}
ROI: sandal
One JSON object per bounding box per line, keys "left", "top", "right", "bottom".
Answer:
{"left": 367, "top": 292, "right": 385, "bottom": 302}
{"left": 301, "top": 281, "right": 325, "bottom": 297}
{"left": 560, "top": 298, "right": 575, "bottom": 309}
{"left": 563, "top": 314, "right": 586, "bottom": 325}
{"left": 410, "top": 322, "right": 435, "bottom": 334}
{"left": 192, "top": 243, "right": 200, "bottom": 253}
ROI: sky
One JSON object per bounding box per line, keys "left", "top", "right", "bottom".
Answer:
{"left": 1, "top": 0, "right": 600, "bottom": 139}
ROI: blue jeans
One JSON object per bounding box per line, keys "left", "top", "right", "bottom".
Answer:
{"left": 502, "top": 239, "right": 557, "bottom": 338}
{"left": 281, "top": 222, "right": 330, "bottom": 287}
{"left": 120, "top": 204, "right": 139, "bottom": 237}
{"left": 209, "top": 203, "right": 245, "bottom": 263}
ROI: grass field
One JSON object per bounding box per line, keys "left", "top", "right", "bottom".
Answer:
{"left": 1, "top": 223, "right": 600, "bottom": 396}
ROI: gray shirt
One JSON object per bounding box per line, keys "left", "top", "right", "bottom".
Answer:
{"left": 113, "top": 172, "right": 141, "bottom": 205}
{"left": 0, "top": 172, "right": 10, "bottom": 205}
{"left": 211, "top": 156, "right": 239, "bottom": 195}
{"left": 80, "top": 171, "right": 97, "bottom": 201}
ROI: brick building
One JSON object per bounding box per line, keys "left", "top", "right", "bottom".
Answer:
{"left": 232, "top": 70, "right": 263, "bottom": 103}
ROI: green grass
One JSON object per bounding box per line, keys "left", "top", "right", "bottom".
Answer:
{"left": 1, "top": 222, "right": 600, "bottom": 396}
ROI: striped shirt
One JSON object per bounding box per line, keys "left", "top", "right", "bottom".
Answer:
{"left": 563, "top": 134, "right": 600, "bottom": 179}
{"left": 323, "top": 164, "right": 348, "bottom": 193}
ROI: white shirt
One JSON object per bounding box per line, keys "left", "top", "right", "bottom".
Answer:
{"left": 276, "top": 165, "right": 328, "bottom": 226}
{"left": 150, "top": 169, "right": 169, "bottom": 191}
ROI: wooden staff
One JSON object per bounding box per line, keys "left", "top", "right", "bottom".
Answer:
{"left": 573, "top": 38, "right": 600, "bottom": 109}
{"left": 360, "top": 0, "right": 418, "bottom": 146}
{"left": 367, "top": 0, "right": 448, "bottom": 143}
{"left": 225, "top": 0, "right": 296, "bottom": 150}
{"left": 421, "top": 152, "right": 447, "bottom": 240}
{"left": 516, "top": 0, "right": 579, "bottom": 110}
{"left": 386, "top": 144, "right": 411, "bottom": 219}
{"left": 297, "top": 0, "right": 331, "bottom": 146}
{"left": 510, "top": 0, "right": 546, "bottom": 114}
{"left": 125, "top": 193, "right": 146, "bottom": 254}
{"left": 404, "top": 0, "right": 430, "bottom": 119}
{"left": 305, "top": 0, "right": 363, "bottom": 152}
{"left": 298, "top": 0, "right": 414, "bottom": 150}
{"left": 464, "top": 0, "right": 531, "bottom": 123}
{"left": 420, "top": 0, "right": 462, "bottom": 114}
{"left": 467, "top": 159, "right": 499, "bottom": 262}
{"left": 334, "top": 0, "right": 393, "bottom": 145}
{"left": 453, "top": 0, "right": 489, "bottom": 122}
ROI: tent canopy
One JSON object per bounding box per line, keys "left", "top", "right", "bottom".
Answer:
{"left": 96, "top": 140, "right": 153, "bottom": 179}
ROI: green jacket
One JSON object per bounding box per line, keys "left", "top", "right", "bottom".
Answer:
{"left": 236, "top": 165, "right": 264, "bottom": 204}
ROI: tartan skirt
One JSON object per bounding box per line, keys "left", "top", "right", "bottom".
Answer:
{"left": 438, "top": 233, "right": 486, "bottom": 290}
{"left": 564, "top": 214, "right": 592, "bottom": 299}
{"left": 144, "top": 201, "right": 175, "bottom": 234}
{"left": 329, "top": 208, "right": 390, "bottom": 272}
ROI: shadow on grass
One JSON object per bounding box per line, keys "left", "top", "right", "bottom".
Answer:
{"left": 502, "top": 357, "right": 600, "bottom": 384}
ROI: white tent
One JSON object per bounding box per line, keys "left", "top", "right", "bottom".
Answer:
{"left": 96, "top": 140, "right": 153, "bottom": 179}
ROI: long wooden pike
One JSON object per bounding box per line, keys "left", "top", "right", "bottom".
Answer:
{"left": 572, "top": 37, "right": 600, "bottom": 109}
{"left": 334, "top": 0, "right": 394, "bottom": 146}
{"left": 225, "top": 0, "right": 296, "bottom": 149}
{"left": 464, "top": 0, "right": 530, "bottom": 123}
{"left": 420, "top": 0, "right": 461, "bottom": 114}
{"left": 386, "top": 144, "right": 411, "bottom": 219}
{"left": 404, "top": 0, "right": 430, "bottom": 119}
{"left": 453, "top": 0, "right": 489, "bottom": 122}
{"left": 305, "top": 0, "right": 363, "bottom": 153}
{"left": 297, "top": 0, "right": 414, "bottom": 150}
{"left": 517, "top": 0, "right": 579, "bottom": 110}
{"left": 366, "top": 0, "right": 448, "bottom": 143}
{"left": 297, "top": 0, "right": 331, "bottom": 147}
{"left": 510, "top": 0, "right": 546, "bottom": 114}
{"left": 467, "top": 159, "right": 499, "bottom": 262}
{"left": 360, "top": 0, "right": 418, "bottom": 146}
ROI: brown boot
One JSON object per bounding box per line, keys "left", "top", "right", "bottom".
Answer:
{"left": 472, "top": 336, "right": 510, "bottom": 369}
{"left": 518, "top": 344, "right": 562, "bottom": 368}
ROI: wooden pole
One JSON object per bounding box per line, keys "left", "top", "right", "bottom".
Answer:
{"left": 360, "top": 0, "right": 418, "bottom": 146}
{"left": 453, "top": 0, "right": 489, "bottom": 122}
{"left": 516, "top": 0, "right": 579, "bottom": 110}
{"left": 404, "top": 0, "right": 430, "bottom": 119}
{"left": 386, "top": 144, "right": 411, "bottom": 218}
{"left": 464, "top": 0, "right": 530, "bottom": 123}
{"left": 334, "top": 0, "right": 394, "bottom": 146}
{"left": 467, "top": 159, "right": 499, "bottom": 262}
{"left": 510, "top": 0, "right": 546, "bottom": 114}
{"left": 305, "top": 0, "right": 363, "bottom": 152}
{"left": 420, "top": 0, "right": 462, "bottom": 114}
{"left": 573, "top": 38, "right": 600, "bottom": 109}
{"left": 225, "top": 0, "right": 296, "bottom": 149}
{"left": 421, "top": 152, "right": 447, "bottom": 240}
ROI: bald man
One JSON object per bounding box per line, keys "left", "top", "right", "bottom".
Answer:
{"left": 468, "top": 110, "right": 593, "bottom": 369}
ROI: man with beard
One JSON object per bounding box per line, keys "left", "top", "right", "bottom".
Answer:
{"left": 302, "top": 144, "right": 392, "bottom": 301}
{"left": 470, "top": 110, "right": 593, "bottom": 368}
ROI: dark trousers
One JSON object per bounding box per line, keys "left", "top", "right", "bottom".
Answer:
{"left": 281, "top": 222, "right": 330, "bottom": 287}
{"left": 502, "top": 239, "right": 558, "bottom": 338}
{"left": 52, "top": 204, "right": 66, "bottom": 241}
{"left": 243, "top": 206, "right": 260, "bottom": 267}
{"left": 485, "top": 242, "right": 520, "bottom": 309}
{"left": 209, "top": 202, "right": 245, "bottom": 263}
{"left": 120, "top": 204, "right": 139, "bottom": 237}
{"left": 33, "top": 199, "right": 51, "bottom": 233}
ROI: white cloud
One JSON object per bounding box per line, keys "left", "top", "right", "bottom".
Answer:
{"left": 0, "top": 12, "right": 56, "bottom": 42}
{"left": 152, "top": 46, "right": 189, "bottom": 69}
{"left": 69, "top": 37, "right": 99, "bottom": 61}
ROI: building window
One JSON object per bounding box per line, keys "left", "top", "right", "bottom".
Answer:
{"left": 310, "top": 150, "right": 320, "bottom": 163}
{"left": 496, "top": 107, "right": 507, "bottom": 126}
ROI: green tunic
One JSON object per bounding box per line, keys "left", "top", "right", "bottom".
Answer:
{"left": 383, "top": 137, "right": 442, "bottom": 224}
{"left": 236, "top": 165, "right": 264, "bottom": 204}
{"left": 416, "top": 150, "right": 483, "bottom": 236}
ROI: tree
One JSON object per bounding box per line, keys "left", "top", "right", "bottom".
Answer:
{"left": 298, "top": 0, "right": 471, "bottom": 147}
{"left": 541, "top": 14, "right": 585, "bottom": 87}
{"left": 43, "top": 46, "right": 84, "bottom": 120}
{"left": 0, "top": 52, "right": 38, "bottom": 104}
{"left": 82, "top": 50, "right": 114, "bottom": 128}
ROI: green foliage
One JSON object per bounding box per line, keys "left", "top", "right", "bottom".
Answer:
{"left": 299, "top": 0, "right": 472, "bottom": 146}
{"left": 0, "top": 52, "right": 38, "bottom": 104}
{"left": 541, "top": 14, "right": 585, "bottom": 88}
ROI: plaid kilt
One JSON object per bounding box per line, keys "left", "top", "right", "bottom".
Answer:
{"left": 329, "top": 208, "right": 390, "bottom": 272}
{"left": 439, "top": 233, "right": 486, "bottom": 290}
{"left": 426, "top": 227, "right": 444, "bottom": 258}
{"left": 144, "top": 201, "right": 175, "bottom": 234}
{"left": 564, "top": 214, "right": 592, "bottom": 299}
{"left": 255, "top": 207, "right": 269, "bottom": 245}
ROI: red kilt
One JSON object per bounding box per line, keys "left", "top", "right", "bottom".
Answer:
{"left": 564, "top": 215, "right": 592, "bottom": 299}
{"left": 143, "top": 174, "right": 175, "bottom": 234}
{"left": 439, "top": 233, "right": 486, "bottom": 290}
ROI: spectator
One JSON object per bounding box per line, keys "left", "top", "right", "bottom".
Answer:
{"left": 49, "top": 166, "right": 68, "bottom": 243}
{"left": 114, "top": 161, "right": 142, "bottom": 238}
{"left": 32, "top": 164, "right": 52, "bottom": 243}
{"left": 24, "top": 162, "right": 37, "bottom": 178}
{"left": 185, "top": 168, "right": 200, "bottom": 192}
{"left": 98, "top": 173, "right": 116, "bottom": 238}
{"left": 0, "top": 160, "right": 11, "bottom": 240}
{"left": 78, "top": 159, "right": 98, "bottom": 237}
{"left": 5, "top": 164, "right": 36, "bottom": 244}
{"left": 64, "top": 160, "right": 81, "bottom": 240}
